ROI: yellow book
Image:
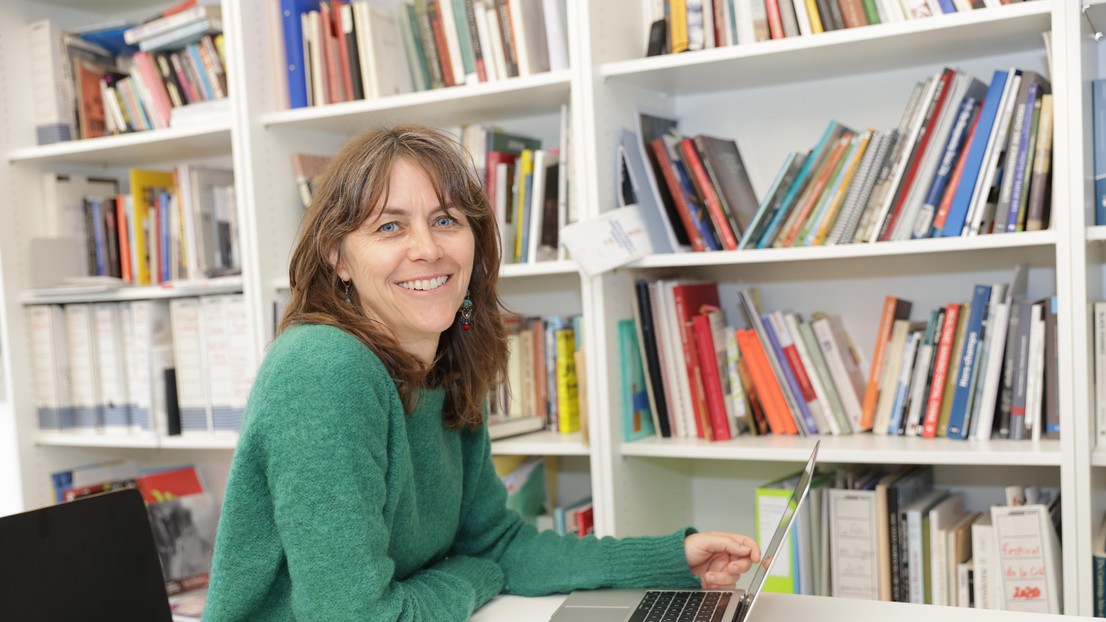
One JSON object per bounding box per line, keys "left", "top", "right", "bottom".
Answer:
{"left": 513, "top": 149, "right": 534, "bottom": 263}
{"left": 812, "top": 130, "right": 872, "bottom": 245}
{"left": 129, "top": 168, "right": 175, "bottom": 285}
{"left": 555, "top": 327, "right": 579, "bottom": 434}
{"left": 669, "top": 0, "right": 689, "bottom": 54}
{"left": 804, "top": 0, "right": 824, "bottom": 33}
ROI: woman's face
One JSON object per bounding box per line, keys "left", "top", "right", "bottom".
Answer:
{"left": 333, "top": 157, "right": 476, "bottom": 364}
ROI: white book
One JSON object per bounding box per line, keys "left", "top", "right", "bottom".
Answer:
{"left": 27, "top": 305, "right": 72, "bottom": 432}
{"left": 472, "top": 2, "right": 499, "bottom": 81}
{"left": 484, "top": 4, "right": 509, "bottom": 81}
{"left": 65, "top": 304, "right": 101, "bottom": 434}
{"left": 967, "top": 283, "right": 1007, "bottom": 438}
{"left": 509, "top": 0, "right": 550, "bottom": 76}
{"left": 790, "top": 0, "right": 812, "bottom": 37}
{"left": 225, "top": 294, "right": 257, "bottom": 433}
{"left": 812, "top": 316, "right": 864, "bottom": 433}
{"left": 733, "top": 0, "right": 756, "bottom": 45}
{"left": 92, "top": 302, "right": 130, "bottom": 435}
{"left": 527, "top": 150, "right": 560, "bottom": 263}
{"left": 828, "top": 488, "right": 879, "bottom": 599}
{"left": 971, "top": 513, "right": 997, "bottom": 610}
{"left": 873, "top": 319, "right": 910, "bottom": 435}
{"left": 903, "top": 488, "right": 950, "bottom": 603}
{"left": 364, "top": 3, "right": 415, "bottom": 97}
{"left": 991, "top": 504, "right": 1062, "bottom": 614}
{"left": 28, "top": 19, "right": 73, "bottom": 144}
{"left": 541, "top": 0, "right": 568, "bottom": 71}
{"left": 124, "top": 300, "right": 172, "bottom": 435}
{"left": 201, "top": 296, "right": 236, "bottom": 436}
{"left": 782, "top": 312, "right": 837, "bottom": 435}
{"left": 928, "top": 492, "right": 965, "bottom": 607}
{"left": 974, "top": 300, "right": 1011, "bottom": 440}
{"left": 957, "top": 562, "right": 972, "bottom": 608}
{"left": 170, "top": 297, "right": 211, "bottom": 436}
{"left": 1024, "top": 302, "right": 1046, "bottom": 441}
{"left": 656, "top": 280, "right": 693, "bottom": 438}
{"left": 436, "top": 0, "right": 468, "bottom": 85}
{"left": 306, "top": 11, "right": 326, "bottom": 106}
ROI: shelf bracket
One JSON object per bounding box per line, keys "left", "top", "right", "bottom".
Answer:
{"left": 1084, "top": 3, "right": 1103, "bottom": 42}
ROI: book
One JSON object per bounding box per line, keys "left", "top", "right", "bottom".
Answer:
{"left": 927, "top": 492, "right": 965, "bottom": 606}
{"left": 135, "top": 465, "right": 219, "bottom": 595}
{"left": 861, "top": 295, "right": 912, "bottom": 431}
{"left": 811, "top": 314, "right": 865, "bottom": 433}
{"left": 828, "top": 487, "right": 879, "bottom": 599}
{"left": 618, "top": 318, "right": 656, "bottom": 442}
{"left": 944, "top": 283, "right": 991, "bottom": 439}
{"left": 671, "top": 282, "right": 722, "bottom": 438}
{"left": 901, "top": 488, "right": 950, "bottom": 603}
{"left": 1095, "top": 515, "right": 1106, "bottom": 617}
{"left": 990, "top": 504, "right": 1063, "bottom": 614}
{"left": 679, "top": 137, "right": 738, "bottom": 249}
{"left": 632, "top": 279, "right": 671, "bottom": 438}
{"left": 692, "top": 134, "right": 760, "bottom": 241}
{"left": 1092, "top": 301, "right": 1106, "bottom": 445}
{"left": 692, "top": 312, "right": 732, "bottom": 440}
{"left": 1094, "top": 78, "right": 1106, "bottom": 226}
{"left": 1025, "top": 93, "right": 1054, "bottom": 231}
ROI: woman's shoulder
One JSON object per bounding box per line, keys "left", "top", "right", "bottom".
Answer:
{"left": 262, "top": 323, "right": 388, "bottom": 381}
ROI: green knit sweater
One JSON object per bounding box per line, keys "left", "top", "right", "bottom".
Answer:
{"left": 203, "top": 324, "right": 698, "bottom": 621}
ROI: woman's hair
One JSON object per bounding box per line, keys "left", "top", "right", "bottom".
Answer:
{"left": 280, "top": 124, "right": 508, "bottom": 429}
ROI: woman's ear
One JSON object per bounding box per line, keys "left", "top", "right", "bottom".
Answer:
{"left": 329, "top": 241, "right": 349, "bottom": 281}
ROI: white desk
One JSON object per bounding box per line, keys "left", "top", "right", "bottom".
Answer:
{"left": 470, "top": 592, "right": 1096, "bottom": 621}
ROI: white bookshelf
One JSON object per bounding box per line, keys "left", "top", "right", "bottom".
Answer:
{"left": 0, "top": 0, "right": 1101, "bottom": 616}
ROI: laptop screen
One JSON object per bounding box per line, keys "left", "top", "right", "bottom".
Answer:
{"left": 0, "top": 487, "right": 173, "bottom": 622}
{"left": 738, "top": 441, "right": 819, "bottom": 616}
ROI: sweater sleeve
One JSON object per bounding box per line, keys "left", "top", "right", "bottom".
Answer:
{"left": 448, "top": 426, "right": 700, "bottom": 596}
{"left": 233, "top": 330, "right": 503, "bottom": 621}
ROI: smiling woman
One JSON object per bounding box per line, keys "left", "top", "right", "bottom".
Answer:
{"left": 203, "top": 125, "right": 761, "bottom": 622}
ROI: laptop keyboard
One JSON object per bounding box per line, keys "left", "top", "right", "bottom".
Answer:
{"left": 628, "top": 590, "right": 732, "bottom": 622}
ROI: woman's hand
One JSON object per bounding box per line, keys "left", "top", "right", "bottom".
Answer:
{"left": 684, "top": 531, "right": 761, "bottom": 590}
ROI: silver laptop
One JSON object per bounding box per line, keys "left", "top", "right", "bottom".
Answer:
{"left": 549, "top": 440, "right": 820, "bottom": 622}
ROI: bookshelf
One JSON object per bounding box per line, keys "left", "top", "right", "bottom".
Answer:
{"left": 0, "top": 0, "right": 1101, "bottom": 617}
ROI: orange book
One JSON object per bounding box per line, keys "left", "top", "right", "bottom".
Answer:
{"left": 736, "top": 328, "right": 797, "bottom": 435}
{"left": 860, "top": 295, "right": 913, "bottom": 430}
{"left": 736, "top": 347, "right": 769, "bottom": 435}
{"left": 114, "top": 195, "right": 132, "bottom": 283}
{"left": 684, "top": 320, "right": 714, "bottom": 440}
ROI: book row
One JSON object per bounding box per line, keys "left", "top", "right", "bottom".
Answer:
{"left": 624, "top": 266, "right": 1056, "bottom": 442}
{"left": 492, "top": 314, "right": 586, "bottom": 436}
{"left": 50, "top": 459, "right": 216, "bottom": 602}
{"left": 497, "top": 455, "right": 595, "bottom": 537}
{"left": 628, "top": 65, "right": 1053, "bottom": 254}
{"left": 293, "top": 117, "right": 574, "bottom": 265}
{"left": 34, "top": 167, "right": 239, "bottom": 289}
{"left": 27, "top": 295, "right": 257, "bottom": 439}
{"left": 279, "top": 0, "right": 569, "bottom": 110}
{"left": 763, "top": 463, "right": 1062, "bottom": 613}
{"left": 646, "top": 0, "right": 1027, "bottom": 56}
{"left": 28, "top": 11, "right": 227, "bottom": 143}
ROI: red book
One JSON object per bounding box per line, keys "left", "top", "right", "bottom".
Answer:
{"left": 922, "top": 303, "right": 961, "bottom": 438}
{"left": 878, "top": 68, "right": 955, "bottom": 241}
{"left": 115, "top": 195, "right": 133, "bottom": 283}
{"left": 766, "top": 311, "right": 820, "bottom": 417}
{"left": 135, "top": 465, "right": 206, "bottom": 504}
{"left": 428, "top": 0, "right": 457, "bottom": 86}
{"left": 737, "top": 328, "right": 797, "bottom": 435}
{"left": 330, "top": 0, "right": 355, "bottom": 103}
{"left": 683, "top": 320, "right": 714, "bottom": 439}
{"left": 679, "top": 137, "right": 738, "bottom": 250}
{"left": 861, "top": 295, "right": 913, "bottom": 430}
{"left": 764, "top": 0, "right": 785, "bottom": 39}
{"left": 672, "top": 282, "right": 721, "bottom": 437}
{"left": 650, "top": 138, "right": 707, "bottom": 252}
{"left": 692, "top": 313, "right": 731, "bottom": 441}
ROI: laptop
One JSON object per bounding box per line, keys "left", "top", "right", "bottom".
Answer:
{"left": 549, "top": 441, "right": 820, "bottom": 622}
{"left": 0, "top": 487, "right": 173, "bottom": 622}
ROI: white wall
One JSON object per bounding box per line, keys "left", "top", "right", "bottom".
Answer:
{"left": 0, "top": 399, "right": 24, "bottom": 517}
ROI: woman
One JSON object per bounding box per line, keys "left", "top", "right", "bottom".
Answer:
{"left": 204, "top": 125, "right": 760, "bottom": 621}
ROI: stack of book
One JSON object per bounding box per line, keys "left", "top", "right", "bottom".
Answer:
{"left": 28, "top": 1, "right": 227, "bottom": 143}
{"left": 27, "top": 293, "right": 256, "bottom": 439}
{"left": 34, "top": 166, "right": 238, "bottom": 289}
{"left": 489, "top": 313, "right": 585, "bottom": 438}
{"left": 279, "top": 0, "right": 570, "bottom": 109}
{"left": 645, "top": 0, "right": 1029, "bottom": 56}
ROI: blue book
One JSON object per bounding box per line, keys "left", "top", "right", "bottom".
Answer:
{"left": 945, "top": 284, "right": 992, "bottom": 440}
{"left": 756, "top": 121, "right": 847, "bottom": 248}
{"left": 887, "top": 330, "right": 921, "bottom": 435}
{"left": 280, "top": 0, "right": 321, "bottom": 109}
{"left": 88, "top": 198, "right": 106, "bottom": 276}
{"left": 940, "top": 69, "right": 1010, "bottom": 237}
{"left": 739, "top": 151, "right": 803, "bottom": 250}
{"left": 917, "top": 96, "right": 977, "bottom": 238}
{"left": 761, "top": 314, "right": 819, "bottom": 435}
{"left": 1093, "top": 78, "right": 1106, "bottom": 225}
{"left": 935, "top": 0, "right": 957, "bottom": 13}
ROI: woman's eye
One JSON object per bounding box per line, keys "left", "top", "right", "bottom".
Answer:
{"left": 378, "top": 222, "right": 399, "bottom": 233}
{"left": 435, "top": 215, "right": 455, "bottom": 227}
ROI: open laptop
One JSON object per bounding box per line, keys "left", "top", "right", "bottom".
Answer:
{"left": 0, "top": 487, "right": 173, "bottom": 622}
{"left": 550, "top": 440, "right": 820, "bottom": 622}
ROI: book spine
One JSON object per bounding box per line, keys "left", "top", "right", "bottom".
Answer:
{"left": 922, "top": 303, "right": 960, "bottom": 438}
{"left": 945, "top": 284, "right": 991, "bottom": 439}
{"left": 693, "top": 314, "right": 731, "bottom": 440}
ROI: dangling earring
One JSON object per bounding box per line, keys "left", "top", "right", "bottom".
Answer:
{"left": 458, "top": 289, "right": 473, "bottom": 331}
{"left": 342, "top": 280, "right": 352, "bottom": 305}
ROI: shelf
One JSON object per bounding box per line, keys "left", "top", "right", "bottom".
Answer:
{"left": 7, "top": 121, "right": 233, "bottom": 166}
{"left": 620, "top": 434, "right": 1062, "bottom": 466}
{"left": 500, "top": 260, "right": 579, "bottom": 278}
{"left": 600, "top": 2, "right": 1049, "bottom": 95}
{"left": 20, "top": 276, "right": 243, "bottom": 305}
{"left": 35, "top": 432, "right": 238, "bottom": 450}
{"left": 628, "top": 229, "right": 1056, "bottom": 269}
{"left": 490, "top": 430, "right": 590, "bottom": 456}
{"left": 261, "top": 71, "right": 572, "bottom": 133}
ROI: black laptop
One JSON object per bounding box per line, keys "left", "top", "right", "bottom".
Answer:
{"left": 0, "top": 487, "right": 173, "bottom": 621}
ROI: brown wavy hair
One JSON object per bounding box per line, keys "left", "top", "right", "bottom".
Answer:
{"left": 280, "top": 124, "right": 508, "bottom": 429}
